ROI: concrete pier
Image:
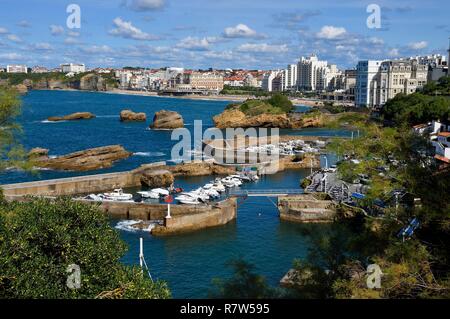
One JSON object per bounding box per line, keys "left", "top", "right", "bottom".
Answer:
{"left": 278, "top": 194, "right": 336, "bottom": 223}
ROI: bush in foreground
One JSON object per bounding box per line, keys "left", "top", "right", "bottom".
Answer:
{"left": 0, "top": 196, "right": 170, "bottom": 299}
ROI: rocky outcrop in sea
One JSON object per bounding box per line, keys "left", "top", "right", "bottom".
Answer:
{"left": 150, "top": 110, "right": 184, "bottom": 129}
{"left": 47, "top": 112, "right": 95, "bottom": 122}
{"left": 120, "top": 109, "right": 147, "bottom": 122}
{"left": 30, "top": 145, "right": 132, "bottom": 171}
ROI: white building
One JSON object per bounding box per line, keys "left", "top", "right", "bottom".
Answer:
{"left": 297, "top": 54, "right": 328, "bottom": 91}
{"left": 283, "top": 64, "right": 298, "bottom": 91}
{"left": 262, "top": 70, "right": 281, "bottom": 92}
{"left": 377, "top": 59, "right": 428, "bottom": 106}
{"left": 355, "top": 60, "right": 384, "bottom": 107}
{"left": 60, "top": 63, "right": 85, "bottom": 74}
{"left": 6, "top": 64, "right": 28, "bottom": 73}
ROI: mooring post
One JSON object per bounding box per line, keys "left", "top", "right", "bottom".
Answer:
{"left": 139, "top": 237, "right": 144, "bottom": 276}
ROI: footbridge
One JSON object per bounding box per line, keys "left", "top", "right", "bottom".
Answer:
{"left": 228, "top": 189, "right": 304, "bottom": 197}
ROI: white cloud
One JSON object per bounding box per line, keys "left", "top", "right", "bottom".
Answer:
{"left": 68, "top": 31, "right": 80, "bottom": 37}
{"left": 109, "top": 17, "right": 159, "bottom": 41}
{"left": 388, "top": 48, "right": 400, "bottom": 57}
{"left": 50, "top": 25, "right": 65, "bottom": 36}
{"left": 7, "top": 34, "right": 22, "bottom": 42}
{"left": 223, "top": 24, "right": 262, "bottom": 38}
{"left": 0, "top": 27, "right": 9, "bottom": 34}
{"left": 368, "top": 37, "right": 384, "bottom": 45}
{"left": 64, "top": 37, "right": 80, "bottom": 45}
{"left": 408, "top": 41, "right": 427, "bottom": 50}
{"left": 316, "top": 25, "right": 347, "bottom": 39}
{"left": 125, "top": 0, "right": 165, "bottom": 11}
{"left": 81, "top": 45, "right": 113, "bottom": 54}
{"left": 176, "top": 36, "right": 213, "bottom": 50}
{"left": 32, "top": 42, "right": 53, "bottom": 50}
{"left": 18, "top": 20, "right": 31, "bottom": 28}
{"left": 237, "top": 43, "right": 288, "bottom": 53}
{"left": 204, "top": 51, "right": 234, "bottom": 60}
{"left": 0, "top": 53, "right": 23, "bottom": 60}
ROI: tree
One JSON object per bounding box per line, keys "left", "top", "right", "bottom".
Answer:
{"left": 0, "top": 86, "right": 29, "bottom": 171}
{"left": 267, "top": 93, "right": 294, "bottom": 113}
{"left": 0, "top": 196, "right": 171, "bottom": 299}
{"left": 209, "top": 259, "right": 279, "bottom": 299}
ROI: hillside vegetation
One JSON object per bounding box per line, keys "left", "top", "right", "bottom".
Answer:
{"left": 226, "top": 93, "right": 294, "bottom": 116}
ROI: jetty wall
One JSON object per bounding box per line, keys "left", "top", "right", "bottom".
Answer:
{"left": 1, "top": 162, "right": 166, "bottom": 199}
{"left": 278, "top": 194, "right": 335, "bottom": 223}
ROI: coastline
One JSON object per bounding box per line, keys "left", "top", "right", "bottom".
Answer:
{"left": 34, "top": 88, "right": 320, "bottom": 106}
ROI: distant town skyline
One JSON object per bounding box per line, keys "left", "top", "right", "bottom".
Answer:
{"left": 0, "top": 0, "right": 449, "bottom": 70}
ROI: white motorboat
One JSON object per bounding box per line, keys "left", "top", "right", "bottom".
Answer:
{"left": 211, "top": 182, "right": 226, "bottom": 192}
{"left": 175, "top": 193, "right": 205, "bottom": 205}
{"left": 84, "top": 194, "right": 103, "bottom": 201}
{"left": 221, "top": 177, "right": 242, "bottom": 187}
{"left": 203, "top": 188, "right": 220, "bottom": 198}
{"left": 102, "top": 189, "right": 133, "bottom": 201}
{"left": 178, "top": 198, "right": 201, "bottom": 205}
{"left": 151, "top": 188, "right": 170, "bottom": 197}
{"left": 137, "top": 191, "right": 160, "bottom": 199}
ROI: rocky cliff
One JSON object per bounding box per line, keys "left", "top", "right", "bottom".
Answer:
{"left": 213, "top": 109, "right": 327, "bottom": 129}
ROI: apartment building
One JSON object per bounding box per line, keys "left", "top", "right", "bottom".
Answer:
{"left": 283, "top": 64, "right": 298, "bottom": 91}
{"left": 377, "top": 59, "right": 428, "bottom": 106}
{"left": 61, "top": 63, "right": 85, "bottom": 74}
{"left": 6, "top": 64, "right": 28, "bottom": 73}
{"left": 182, "top": 72, "right": 224, "bottom": 92}
{"left": 297, "top": 54, "right": 328, "bottom": 91}
{"left": 355, "top": 60, "right": 384, "bottom": 107}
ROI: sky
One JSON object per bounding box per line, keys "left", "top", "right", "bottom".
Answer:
{"left": 0, "top": 0, "right": 449, "bottom": 70}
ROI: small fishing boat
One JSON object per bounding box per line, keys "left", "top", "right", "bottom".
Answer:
{"left": 84, "top": 194, "right": 103, "bottom": 201}
{"left": 137, "top": 191, "right": 160, "bottom": 199}
{"left": 102, "top": 189, "right": 133, "bottom": 201}
{"left": 151, "top": 188, "right": 170, "bottom": 197}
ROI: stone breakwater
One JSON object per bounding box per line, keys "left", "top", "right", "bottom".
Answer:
{"left": 0, "top": 161, "right": 238, "bottom": 236}
{"left": 278, "top": 194, "right": 336, "bottom": 223}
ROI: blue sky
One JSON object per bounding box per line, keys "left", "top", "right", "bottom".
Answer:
{"left": 0, "top": 0, "right": 449, "bottom": 70}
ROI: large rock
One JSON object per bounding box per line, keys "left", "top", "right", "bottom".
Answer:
{"left": 150, "top": 110, "right": 184, "bottom": 129}
{"left": 14, "top": 84, "right": 28, "bottom": 95}
{"left": 33, "top": 145, "right": 131, "bottom": 171}
{"left": 168, "top": 162, "right": 235, "bottom": 176}
{"left": 120, "top": 109, "right": 147, "bottom": 122}
{"left": 78, "top": 74, "right": 110, "bottom": 91}
{"left": 28, "top": 147, "right": 49, "bottom": 161}
{"left": 47, "top": 112, "right": 95, "bottom": 122}
{"left": 140, "top": 169, "right": 174, "bottom": 188}
{"left": 213, "top": 109, "right": 331, "bottom": 129}
{"left": 213, "top": 109, "right": 291, "bottom": 128}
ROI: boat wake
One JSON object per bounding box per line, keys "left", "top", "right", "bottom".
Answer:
{"left": 114, "top": 220, "right": 157, "bottom": 232}
{"left": 133, "top": 151, "right": 165, "bottom": 157}
{"left": 40, "top": 120, "right": 67, "bottom": 123}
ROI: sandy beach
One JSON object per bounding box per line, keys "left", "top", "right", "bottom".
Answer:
{"left": 39, "top": 88, "right": 321, "bottom": 106}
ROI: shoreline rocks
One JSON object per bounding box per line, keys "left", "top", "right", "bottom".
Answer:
{"left": 31, "top": 145, "right": 132, "bottom": 171}
{"left": 213, "top": 109, "right": 329, "bottom": 129}
{"left": 140, "top": 169, "right": 174, "bottom": 188}
{"left": 47, "top": 112, "right": 95, "bottom": 122}
{"left": 150, "top": 110, "right": 184, "bottom": 129}
{"left": 120, "top": 109, "right": 147, "bottom": 122}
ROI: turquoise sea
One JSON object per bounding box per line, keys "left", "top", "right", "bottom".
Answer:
{"left": 0, "top": 90, "right": 351, "bottom": 298}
